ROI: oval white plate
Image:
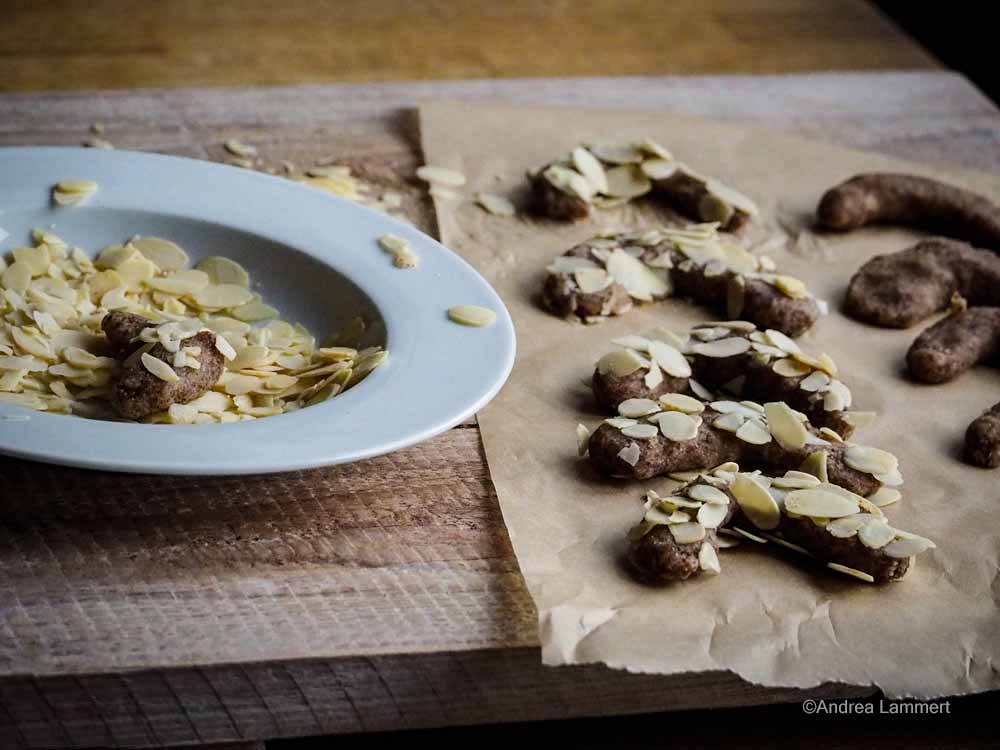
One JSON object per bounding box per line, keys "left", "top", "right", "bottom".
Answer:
{"left": 0, "top": 147, "right": 515, "bottom": 475}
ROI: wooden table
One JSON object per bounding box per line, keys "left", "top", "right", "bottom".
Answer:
{"left": 1, "top": 1, "right": 936, "bottom": 92}
{"left": 1, "top": 72, "right": 997, "bottom": 749}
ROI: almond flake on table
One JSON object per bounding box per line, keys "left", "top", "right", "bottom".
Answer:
{"left": 416, "top": 165, "right": 467, "bottom": 187}
{"left": 224, "top": 139, "right": 258, "bottom": 157}
{"left": 476, "top": 192, "right": 516, "bottom": 216}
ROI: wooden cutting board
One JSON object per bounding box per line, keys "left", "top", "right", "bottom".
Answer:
{"left": 0, "top": 72, "right": 996, "bottom": 749}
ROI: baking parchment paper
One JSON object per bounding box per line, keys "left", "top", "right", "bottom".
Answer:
{"left": 419, "top": 100, "right": 1000, "bottom": 698}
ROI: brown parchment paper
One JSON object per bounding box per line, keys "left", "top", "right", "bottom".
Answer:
{"left": 418, "top": 100, "right": 1000, "bottom": 699}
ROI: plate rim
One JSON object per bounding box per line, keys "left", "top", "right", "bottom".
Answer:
{"left": 0, "top": 146, "right": 516, "bottom": 475}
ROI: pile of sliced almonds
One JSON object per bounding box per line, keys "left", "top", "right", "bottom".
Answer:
{"left": 534, "top": 139, "right": 758, "bottom": 222}
{"left": 546, "top": 224, "right": 820, "bottom": 325}
{"left": 629, "top": 463, "right": 934, "bottom": 583}
{"left": 598, "top": 320, "right": 868, "bottom": 422}
{"left": 0, "top": 228, "right": 387, "bottom": 424}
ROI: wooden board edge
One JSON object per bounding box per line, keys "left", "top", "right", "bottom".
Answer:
{"left": 0, "top": 647, "right": 869, "bottom": 748}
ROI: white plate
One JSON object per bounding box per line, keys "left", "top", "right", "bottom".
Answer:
{"left": 0, "top": 147, "right": 515, "bottom": 474}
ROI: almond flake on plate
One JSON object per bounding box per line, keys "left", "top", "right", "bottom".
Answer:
{"left": 447, "top": 305, "right": 496, "bottom": 327}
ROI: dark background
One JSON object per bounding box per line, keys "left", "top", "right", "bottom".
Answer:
{"left": 875, "top": 2, "right": 997, "bottom": 103}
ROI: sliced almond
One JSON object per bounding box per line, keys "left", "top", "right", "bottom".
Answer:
{"left": 658, "top": 393, "right": 703, "bottom": 413}
{"left": 605, "top": 249, "right": 670, "bottom": 302}
{"left": 2, "top": 262, "right": 32, "bottom": 293}
{"left": 704, "top": 320, "right": 756, "bottom": 333}
{"left": 656, "top": 411, "right": 700, "bottom": 441}
{"left": 197, "top": 256, "right": 251, "bottom": 287}
{"left": 640, "top": 158, "right": 677, "bottom": 180}
{"left": 868, "top": 487, "right": 901, "bottom": 508}
{"left": 883, "top": 536, "right": 934, "bottom": 558}
{"left": 542, "top": 164, "right": 594, "bottom": 201}
{"left": 131, "top": 237, "right": 190, "bottom": 271}
{"left": 763, "top": 329, "right": 801, "bottom": 354}
{"left": 772, "top": 358, "right": 812, "bottom": 378}
{"left": 799, "top": 450, "right": 829, "bottom": 483}
{"left": 823, "top": 380, "right": 852, "bottom": 412}
{"left": 605, "top": 417, "right": 637, "bottom": 429}
{"left": 597, "top": 348, "right": 648, "bottom": 377}
{"left": 844, "top": 445, "right": 898, "bottom": 476}
{"left": 571, "top": 146, "right": 609, "bottom": 194}
{"left": 56, "top": 179, "right": 98, "bottom": 194}
{"left": 773, "top": 275, "right": 809, "bottom": 299}
{"left": 711, "top": 411, "right": 745, "bottom": 434}
{"left": 669, "top": 522, "right": 706, "bottom": 544}
{"left": 763, "top": 401, "right": 809, "bottom": 450}
{"left": 873, "top": 467, "right": 904, "bottom": 487}
{"left": 191, "top": 284, "right": 255, "bottom": 309}
{"left": 622, "top": 423, "right": 659, "bottom": 439}
{"left": 586, "top": 141, "right": 645, "bottom": 164}
{"left": 770, "top": 473, "right": 820, "bottom": 489}
{"left": 147, "top": 269, "right": 210, "bottom": 295}
{"left": 224, "top": 139, "right": 257, "bottom": 157}
{"left": 447, "top": 305, "right": 496, "bottom": 327}
{"left": 576, "top": 423, "right": 591, "bottom": 457}
{"left": 731, "top": 527, "right": 769, "bottom": 543}
{"left": 140, "top": 352, "right": 180, "bottom": 383}
{"left": 799, "top": 370, "right": 831, "bottom": 392}
{"left": 14, "top": 245, "right": 52, "bottom": 275}
{"left": 647, "top": 328, "right": 690, "bottom": 351}
{"left": 857, "top": 519, "right": 895, "bottom": 549}
{"left": 230, "top": 297, "right": 279, "bottom": 322}
{"left": 603, "top": 165, "right": 651, "bottom": 198}
{"left": 698, "top": 542, "right": 721, "bottom": 574}
{"left": 475, "top": 192, "right": 516, "bottom": 217}
{"left": 688, "top": 484, "right": 729, "bottom": 504}
{"left": 827, "top": 563, "right": 874, "bottom": 583}
{"left": 648, "top": 340, "right": 691, "bottom": 378}
{"left": 826, "top": 514, "right": 871, "bottom": 538}
{"left": 631, "top": 351, "right": 658, "bottom": 385}
{"left": 695, "top": 502, "right": 728, "bottom": 530}
{"left": 690, "top": 337, "right": 750, "bottom": 359}
{"left": 705, "top": 179, "right": 758, "bottom": 217}
{"left": 574, "top": 268, "right": 613, "bottom": 294}
{"left": 416, "top": 165, "right": 466, "bottom": 187}
{"left": 731, "top": 472, "right": 780, "bottom": 530}
{"left": 735, "top": 419, "right": 771, "bottom": 445}
{"left": 784, "top": 488, "right": 859, "bottom": 519}
{"left": 618, "top": 398, "right": 661, "bottom": 418}
{"left": 611, "top": 334, "right": 651, "bottom": 352}
{"left": 617, "top": 442, "right": 641, "bottom": 467}
{"left": 688, "top": 378, "right": 713, "bottom": 401}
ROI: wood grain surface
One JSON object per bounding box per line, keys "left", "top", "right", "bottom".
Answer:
{"left": 0, "top": 0, "right": 937, "bottom": 92}
{"left": 0, "top": 72, "right": 997, "bottom": 747}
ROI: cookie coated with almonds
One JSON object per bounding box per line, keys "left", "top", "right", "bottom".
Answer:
{"left": 530, "top": 139, "right": 758, "bottom": 231}
{"left": 103, "top": 312, "right": 226, "bottom": 420}
{"left": 626, "top": 464, "right": 931, "bottom": 585}
{"left": 590, "top": 321, "right": 865, "bottom": 438}
{"left": 543, "top": 225, "right": 822, "bottom": 336}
